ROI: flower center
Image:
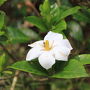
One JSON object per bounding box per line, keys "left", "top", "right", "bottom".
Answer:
{"left": 44, "top": 40, "right": 52, "bottom": 51}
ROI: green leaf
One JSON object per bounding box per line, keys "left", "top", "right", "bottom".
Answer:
{"left": 73, "top": 12, "right": 90, "bottom": 24}
{"left": 52, "top": 20, "right": 67, "bottom": 33}
{"left": 0, "top": 0, "right": 7, "bottom": 5}
{"left": 40, "top": 0, "right": 51, "bottom": 15}
{"left": 0, "top": 31, "right": 5, "bottom": 36}
{"left": 20, "top": 27, "right": 40, "bottom": 40}
{"left": 7, "top": 27, "right": 30, "bottom": 44}
{"left": 77, "top": 54, "right": 90, "bottom": 65}
{"left": 0, "top": 11, "right": 5, "bottom": 30}
{"left": 51, "top": 4, "right": 64, "bottom": 24}
{"left": 25, "top": 16, "right": 47, "bottom": 32}
{"left": 0, "top": 53, "right": 8, "bottom": 72}
{"left": 68, "top": 21, "right": 83, "bottom": 41}
{"left": 60, "top": 6, "right": 80, "bottom": 20}
{"left": 52, "top": 59, "right": 88, "bottom": 78}
{"left": 10, "top": 61, "right": 48, "bottom": 76}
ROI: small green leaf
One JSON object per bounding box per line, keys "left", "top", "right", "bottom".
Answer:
{"left": 60, "top": 6, "right": 80, "bottom": 20}
{"left": 7, "top": 27, "right": 30, "bottom": 44}
{"left": 52, "top": 59, "right": 88, "bottom": 78}
{"left": 52, "top": 20, "right": 67, "bottom": 33}
{"left": 0, "top": 53, "right": 8, "bottom": 72}
{"left": 25, "top": 16, "right": 47, "bottom": 32}
{"left": 10, "top": 61, "right": 48, "bottom": 76}
{"left": 77, "top": 54, "right": 90, "bottom": 65}
{"left": 0, "top": 11, "right": 5, "bottom": 30}
{"left": 0, "top": 0, "right": 7, "bottom": 5}
{"left": 40, "top": 0, "right": 51, "bottom": 15}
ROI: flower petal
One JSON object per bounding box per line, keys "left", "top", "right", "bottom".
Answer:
{"left": 54, "top": 50, "right": 68, "bottom": 61}
{"left": 38, "top": 52, "right": 55, "bottom": 69}
{"left": 44, "top": 31, "right": 63, "bottom": 42}
{"left": 62, "top": 39, "right": 73, "bottom": 50}
{"left": 53, "top": 46, "right": 71, "bottom": 55}
{"left": 28, "top": 40, "right": 44, "bottom": 47}
{"left": 26, "top": 46, "right": 43, "bottom": 61}
{"left": 52, "top": 46, "right": 71, "bottom": 61}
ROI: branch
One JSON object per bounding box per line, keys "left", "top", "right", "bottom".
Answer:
{"left": 10, "top": 70, "right": 20, "bottom": 90}
{"left": 25, "top": 0, "right": 40, "bottom": 16}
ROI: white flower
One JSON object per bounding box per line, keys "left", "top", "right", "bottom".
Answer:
{"left": 26, "top": 31, "right": 73, "bottom": 69}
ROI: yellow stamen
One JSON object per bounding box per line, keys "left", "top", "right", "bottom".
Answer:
{"left": 44, "top": 40, "right": 52, "bottom": 51}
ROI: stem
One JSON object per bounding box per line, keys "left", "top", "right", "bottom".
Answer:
{"left": 57, "top": 0, "right": 61, "bottom": 6}
{"left": 10, "top": 70, "right": 20, "bottom": 90}
{"left": 25, "top": 0, "right": 40, "bottom": 16}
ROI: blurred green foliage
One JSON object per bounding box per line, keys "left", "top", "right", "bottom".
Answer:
{"left": 0, "top": 0, "right": 90, "bottom": 90}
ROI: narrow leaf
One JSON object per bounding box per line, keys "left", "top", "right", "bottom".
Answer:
{"left": 60, "top": 6, "right": 80, "bottom": 20}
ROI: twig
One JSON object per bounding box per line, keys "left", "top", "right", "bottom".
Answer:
{"left": 57, "top": 0, "right": 61, "bottom": 6}
{"left": 10, "top": 70, "right": 20, "bottom": 90}
{"left": 25, "top": 0, "right": 40, "bottom": 16}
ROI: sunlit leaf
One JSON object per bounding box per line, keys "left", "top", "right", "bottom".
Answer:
{"left": 76, "top": 54, "right": 90, "bottom": 65}
{"left": 10, "top": 61, "right": 48, "bottom": 76}
{"left": 52, "top": 59, "right": 88, "bottom": 78}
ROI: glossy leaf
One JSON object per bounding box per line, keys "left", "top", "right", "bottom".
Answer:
{"left": 52, "top": 20, "right": 67, "bottom": 33}
{"left": 52, "top": 59, "right": 88, "bottom": 78}
{"left": 77, "top": 54, "right": 90, "bottom": 65}
{"left": 25, "top": 16, "right": 47, "bottom": 32}
{"left": 10, "top": 61, "right": 48, "bottom": 76}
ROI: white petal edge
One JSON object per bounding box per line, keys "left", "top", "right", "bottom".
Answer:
{"left": 62, "top": 39, "right": 73, "bottom": 50}
{"left": 38, "top": 52, "right": 55, "bottom": 69}
{"left": 53, "top": 46, "right": 71, "bottom": 56}
{"left": 44, "top": 31, "right": 63, "bottom": 42}
{"left": 26, "top": 46, "right": 43, "bottom": 61}
{"left": 28, "top": 40, "right": 44, "bottom": 47}
{"left": 54, "top": 50, "right": 68, "bottom": 61}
